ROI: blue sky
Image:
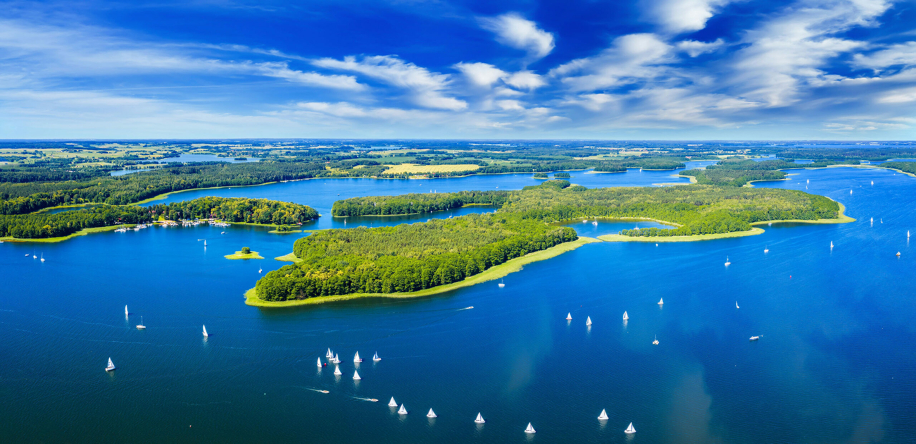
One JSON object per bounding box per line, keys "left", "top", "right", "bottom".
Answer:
{"left": 0, "top": 0, "right": 914, "bottom": 139}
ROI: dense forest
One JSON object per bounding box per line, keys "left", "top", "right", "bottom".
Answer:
{"left": 880, "top": 162, "right": 916, "bottom": 175}
{"left": 680, "top": 159, "right": 858, "bottom": 186}
{"left": 148, "top": 197, "right": 318, "bottom": 225}
{"left": 255, "top": 213, "right": 578, "bottom": 301}
{"left": 256, "top": 181, "right": 840, "bottom": 301}
{"left": 0, "top": 197, "right": 315, "bottom": 239}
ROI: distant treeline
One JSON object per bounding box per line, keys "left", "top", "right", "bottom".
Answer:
{"left": 880, "top": 162, "right": 916, "bottom": 175}
{"left": 0, "top": 205, "right": 152, "bottom": 239}
{"left": 148, "top": 197, "right": 318, "bottom": 225}
{"left": 255, "top": 213, "right": 578, "bottom": 300}
{"left": 680, "top": 159, "right": 857, "bottom": 186}
{"left": 332, "top": 190, "right": 510, "bottom": 217}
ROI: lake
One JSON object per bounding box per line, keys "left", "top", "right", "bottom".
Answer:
{"left": 110, "top": 154, "right": 261, "bottom": 176}
{"left": 2, "top": 163, "right": 913, "bottom": 443}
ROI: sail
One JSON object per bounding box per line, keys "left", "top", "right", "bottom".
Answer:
{"left": 333, "top": 366, "right": 342, "bottom": 376}
{"left": 525, "top": 423, "right": 536, "bottom": 434}
{"left": 354, "top": 352, "right": 361, "bottom": 362}
{"left": 125, "top": 305, "right": 128, "bottom": 315}
{"left": 202, "top": 325, "right": 208, "bottom": 337}
{"left": 566, "top": 312, "right": 572, "bottom": 320}
{"left": 625, "top": 422, "right": 636, "bottom": 434}
{"left": 108, "top": 358, "right": 114, "bottom": 368}
{"left": 327, "top": 348, "right": 333, "bottom": 358}
{"left": 398, "top": 404, "right": 407, "bottom": 415}
{"left": 598, "top": 409, "right": 608, "bottom": 420}
{"left": 623, "top": 311, "right": 629, "bottom": 321}
{"left": 586, "top": 316, "right": 592, "bottom": 326}
{"left": 658, "top": 298, "right": 663, "bottom": 305}
{"left": 736, "top": 301, "right": 739, "bottom": 309}
{"left": 317, "top": 358, "right": 322, "bottom": 367}
{"left": 373, "top": 352, "right": 380, "bottom": 361}
{"left": 427, "top": 408, "right": 437, "bottom": 418}
{"left": 475, "top": 413, "right": 485, "bottom": 423}
{"left": 353, "top": 370, "right": 361, "bottom": 380}
{"left": 389, "top": 397, "right": 398, "bottom": 407}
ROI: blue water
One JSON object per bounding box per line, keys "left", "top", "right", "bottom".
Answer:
{"left": 110, "top": 154, "right": 260, "bottom": 176}
{"left": 2, "top": 164, "right": 914, "bottom": 442}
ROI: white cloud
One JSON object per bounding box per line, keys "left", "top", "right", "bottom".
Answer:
{"left": 313, "top": 55, "right": 467, "bottom": 110}
{"left": 641, "top": 0, "right": 733, "bottom": 34}
{"left": 478, "top": 13, "right": 555, "bottom": 61}
{"left": 495, "top": 100, "right": 525, "bottom": 111}
{"left": 453, "top": 62, "right": 507, "bottom": 87}
{"left": 296, "top": 102, "right": 368, "bottom": 117}
{"left": 878, "top": 87, "right": 916, "bottom": 103}
{"left": 551, "top": 33, "right": 673, "bottom": 92}
{"left": 677, "top": 38, "right": 725, "bottom": 57}
{"left": 504, "top": 71, "right": 547, "bottom": 90}
{"left": 853, "top": 42, "right": 916, "bottom": 72}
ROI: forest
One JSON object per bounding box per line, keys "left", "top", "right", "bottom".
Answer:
{"left": 255, "top": 213, "right": 578, "bottom": 301}
{"left": 880, "top": 161, "right": 916, "bottom": 175}
{"left": 255, "top": 181, "right": 839, "bottom": 301}
{"left": 679, "top": 159, "right": 856, "bottom": 186}
{"left": 147, "top": 197, "right": 318, "bottom": 225}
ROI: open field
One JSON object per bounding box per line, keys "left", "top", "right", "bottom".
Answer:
{"left": 383, "top": 163, "right": 481, "bottom": 175}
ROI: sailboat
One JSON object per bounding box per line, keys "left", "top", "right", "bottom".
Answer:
{"left": 592, "top": 220, "right": 598, "bottom": 226}
{"left": 105, "top": 357, "right": 116, "bottom": 372}
{"left": 850, "top": 189, "right": 853, "bottom": 194}
{"left": 736, "top": 301, "right": 740, "bottom": 309}
{"left": 566, "top": 312, "right": 572, "bottom": 321}
{"left": 749, "top": 336, "right": 760, "bottom": 341}
{"left": 327, "top": 348, "right": 333, "bottom": 359}
{"left": 258, "top": 268, "right": 262, "bottom": 274}
{"left": 830, "top": 241, "right": 834, "bottom": 249}
{"left": 40, "top": 253, "right": 45, "bottom": 262}
{"left": 764, "top": 246, "right": 769, "bottom": 253}
{"left": 398, "top": 404, "right": 408, "bottom": 415}
{"left": 724, "top": 256, "right": 731, "bottom": 267}
{"left": 204, "top": 240, "right": 207, "bottom": 246}
{"left": 896, "top": 252, "right": 901, "bottom": 257}
{"left": 136, "top": 316, "right": 146, "bottom": 330}
{"left": 354, "top": 352, "right": 362, "bottom": 363}
{"left": 475, "top": 413, "right": 486, "bottom": 424}
{"left": 317, "top": 358, "right": 322, "bottom": 367}
{"left": 333, "top": 365, "right": 342, "bottom": 376}
{"left": 525, "top": 423, "right": 536, "bottom": 434}
{"left": 353, "top": 370, "right": 361, "bottom": 380}
{"left": 658, "top": 298, "right": 664, "bottom": 305}
{"left": 427, "top": 408, "right": 437, "bottom": 418}
{"left": 871, "top": 181, "right": 874, "bottom": 186}
{"left": 622, "top": 311, "right": 629, "bottom": 321}
{"left": 625, "top": 422, "right": 636, "bottom": 434}
{"left": 389, "top": 397, "right": 398, "bottom": 407}
{"left": 498, "top": 279, "right": 505, "bottom": 288}
{"left": 202, "top": 325, "right": 208, "bottom": 337}
{"left": 333, "top": 353, "right": 340, "bottom": 364}
{"left": 32, "top": 254, "right": 36, "bottom": 259}
{"left": 125, "top": 305, "right": 129, "bottom": 316}
{"left": 373, "top": 352, "right": 381, "bottom": 362}
{"left": 653, "top": 335, "right": 659, "bottom": 345}
{"left": 586, "top": 316, "right": 592, "bottom": 326}
{"left": 598, "top": 409, "right": 609, "bottom": 420}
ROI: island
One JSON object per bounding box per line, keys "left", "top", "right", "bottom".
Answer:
{"left": 248, "top": 180, "right": 849, "bottom": 307}
{"left": 226, "top": 247, "right": 263, "bottom": 260}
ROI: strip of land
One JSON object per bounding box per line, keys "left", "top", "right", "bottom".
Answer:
{"left": 225, "top": 250, "right": 264, "bottom": 260}
{"left": 245, "top": 237, "right": 599, "bottom": 307}
{"left": 0, "top": 225, "right": 134, "bottom": 243}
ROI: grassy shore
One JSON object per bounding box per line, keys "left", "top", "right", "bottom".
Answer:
{"left": 0, "top": 225, "right": 133, "bottom": 243}
{"left": 245, "top": 236, "right": 600, "bottom": 307}
{"left": 225, "top": 251, "right": 264, "bottom": 260}
{"left": 274, "top": 252, "right": 301, "bottom": 263}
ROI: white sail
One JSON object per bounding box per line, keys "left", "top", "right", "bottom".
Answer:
{"left": 625, "top": 422, "right": 636, "bottom": 434}
{"left": 566, "top": 312, "right": 572, "bottom": 321}
{"left": 317, "top": 358, "right": 322, "bottom": 367}
{"left": 598, "top": 409, "right": 608, "bottom": 420}
{"left": 125, "top": 305, "right": 128, "bottom": 316}
{"left": 475, "top": 413, "right": 485, "bottom": 424}
{"left": 354, "top": 351, "right": 362, "bottom": 363}
{"left": 622, "top": 311, "right": 629, "bottom": 321}
{"left": 398, "top": 404, "right": 408, "bottom": 415}
{"left": 388, "top": 397, "right": 398, "bottom": 407}
{"left": 137, "top": 316, "right": 145, "bottom": 330}
{"left": 327, "top": 348, "right": 333, "bottom": 358}
{"left": 586, "top": 316, "right": 592, "bottom": 326}
{"left": 736, "top": 301, "right": 739, "bottom": 309}
{"left": 373, "top": 352, "right": 381, "bottom": 362}
{"left": 333, "top": 365, "right": 342, "bottom": 376}
{"left": 353, "top": 370, "right": 361, "bottom": 380}
{"left": 105, "top": 357, "right": 115, "bottom": 372}
{"left": 658, "top": 298, "right": 663, "bottom": 305}
{"left": 427, "top": 408, "right": 437, "bottom": 418}
{"left": 525, "top": 423, "right": 536, "bottom": 434}
{"left": 202, "top": 325, "right": 208, "bottom": 337}
{"left": 334, "top": 353, "right": 340, "bottom": 364}
{"left": 724, "top": 256, "right": 730, "bottom": 266}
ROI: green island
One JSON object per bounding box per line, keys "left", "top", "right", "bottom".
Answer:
{"left": 226, "top": 247, "right": 264, "bottom": 260}
{"left": 250, "top": 180, "right": 847, "bottom": 305}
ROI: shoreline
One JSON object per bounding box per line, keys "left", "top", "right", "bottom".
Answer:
{"left": 0, "top": 224, "right": 135, "bottom": 243}
{"left": 225, "top": 250, "right": 264, "bottom": 260}
{"left": 244, "top": 237, "right": 600, "bottom": 308}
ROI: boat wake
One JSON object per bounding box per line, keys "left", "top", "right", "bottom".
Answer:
{"left": 351, "top": 396, "right": 379, "bottom": 402}
{"left": 301, "top": 387, "right": 330, "bottom": 394}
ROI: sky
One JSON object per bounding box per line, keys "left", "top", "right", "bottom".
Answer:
{"left": 0, "top": 0, "right": 915, "bottom": 140}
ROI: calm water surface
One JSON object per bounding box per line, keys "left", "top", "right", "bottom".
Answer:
{"left": 2, "top": 163, "right": 914, "bottom": 443}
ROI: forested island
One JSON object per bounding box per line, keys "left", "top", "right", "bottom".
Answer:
{"left": 252, "top": 181, "right": 845, "bottom": 304}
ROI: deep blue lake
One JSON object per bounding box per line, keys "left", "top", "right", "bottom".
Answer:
{"left": 2, "top": 163, "right": 914, "bottom": 443}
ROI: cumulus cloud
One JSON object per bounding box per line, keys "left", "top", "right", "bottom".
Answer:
{"left": 313, "top": 55, "right": 467, "bottom": 110}
{"left": 551, "top": 33, "right": 673, "bottom": 91}
{"left": 677, "top": 38, "right": 725, "bottom": 57}
{"left": 454, "top": 62, "right": 508, "bottom": 87}
{"left": 478, "top": 13, "right": 555, "bottom": 61}
{"left": 641, "top": 0, "right": 733, "bottom": 34}
{"left": 853, "top": 42, "right": 916, "bottom": 73}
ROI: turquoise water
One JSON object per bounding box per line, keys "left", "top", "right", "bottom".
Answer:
{"left": 2, "top": 164, "right": 914, "bottom": 443}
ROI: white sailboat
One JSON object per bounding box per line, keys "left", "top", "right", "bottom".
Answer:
{"left": 40, "top": 253, "right": 45, "bottom": 262}
{"left": 586, "top": 316, "right": 592, "bottom": 326}
{"left": 658, "top": 298, "right": 664, "bottom": 305}
{"left": 724, "top": 256, "right": 731, "bottom": 267}
{"left": 105, "top": 357, "right": 116, "bottom": 372}
{"left": 736, "top": 301, "right": 739, "bottom": 309}
{"left": 258, "top": 268, "right": 262, "bottom": 274}
{"left": 830, "top": 241, "right": 834, "bottom": 249}
{"left": 625, "top": 422, "right": 636, "bottom": 434}
{"left": 850, "top": 189, "right": 853, "bottom": 194}
{"left": 136, "top": 316, "right": 146, "bottom": 330}
{"left": 333, "top": 353, "right": 340, "bottom": 364}
{"left": 764, "top": 246, "right": 769, "bottom": 253}
{"left": 125, "top": 305, "right": 129, "bottom": 316}
{"left": 498, "top": 279, "right": 505, "bottom": 288}
{"left": 353, "top": 370, "right": 361, "bottom": 380}
{"left": 653, "top": 335, "right": 659, "bottom": 345}
{"left": 598, "top": 409, "right": 608, "bottom": 420}
{"left": 475, "top": 413, "right": 485, "bottom": 424}
{"left": 317, "top": 357, "right": 322, "bottom": 367}
{"left": 373, "top": 352, "right": 381, "bottom": 362}
{"left": 427, "top": 408, "right": 437, "bottom": 418}
{"left": 592, "top": 220, "right": 598, "bottom": 226}
{"left": 566, "top": 312, "right": 572, "bottom": 321}
{"left": 749, "top": 336, "right": 760, "bottom": 341}
{"left": 525, "top": 423, "right": 536, "bottom": 434}
{"left": 398, "top": 404, "right": 408, "bottom": 415}
{"left": 354, "top": 351, "right": 362, "bottom": 363}
{"left": 202, "top": 325, "right": 208, "bottom": 337}
{"left": 896, "top": 252, "right": 901, "bottom": 257}
{"left": 389, "top": 397, "right": 398, "bottom": 407}
{"left": 327, "top": 348, "right": 333, "bottom": 359}
{"left": 622, "top": 311, "right": 629, "bottom": 321}
{"left": 32, "top": 254, "right": 37, "bottom": 259}
{"left": 333, "top": 365, "right": 342, "bottom": 376}
{"left": 871, "top": 181, "right": 874, "bottom": 186}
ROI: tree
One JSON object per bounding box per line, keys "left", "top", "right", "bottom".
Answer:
{"left": 241, "top": 247, "right": 251, "bottom": 254}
